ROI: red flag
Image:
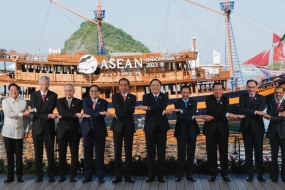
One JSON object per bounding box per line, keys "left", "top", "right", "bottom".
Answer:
{"left": 273, "top": 33, "right": 281, "bottom": 43}
{"left": 273, "top": 44, "right": 285, "bottom": 62}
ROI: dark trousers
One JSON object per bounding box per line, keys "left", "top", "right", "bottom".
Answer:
{"left": 270, "top": 133, "right": 285, "bottom": 180}
{"left": 176, "top": 136, "right": 197, "bottom": 176}
{"left": 83, "top": 130, "right": 106, "bottom": 178}
{"left": 206, "top": 128, "right": 229, "bottom": 176}
{"left": 58, "top": 129, "right": 80, "bottom": 177}
{"left": 4, "top": 137, "right": 23, "bottom": 180}
{"left": 113, "top": 128, "right": 134, "bottom": 177}
{"left": 145, "top": 125, "right": 167, "bottom": 177}
{"left": 32, "top": 130, "right": 56, "bottom": 178}
{"left": 242, "top": 125, "right": 264, "bottom": 176}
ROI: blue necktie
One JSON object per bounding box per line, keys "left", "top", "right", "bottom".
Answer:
{"left": 217, "top": 99, "right": 220, "bottom": 104}
{"left": 154, "top": 96, "right": 158, "bottom": 102}
{"left": 184, "top": 100, "right": 188, "bottom": 108}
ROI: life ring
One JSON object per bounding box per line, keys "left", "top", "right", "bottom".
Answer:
{"left": 11, "top": 55, "right": 18, "bottom": 62}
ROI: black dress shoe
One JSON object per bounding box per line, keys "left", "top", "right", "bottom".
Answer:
{"left": 98, "top": 177, "right": 105, "bottom": 183}
{"left": 258, "top": 175, "right": 265, "bottom": 182}
{"left": 35, "top": 177, "right": 43, "bottom": 182}
{"left": 246, "top": 175, "right": 253, "bottom": 182}
{"left": 49, "top": 176, "right": 55, "bottom": 182}
{"left": 125, "top": 176, "right": 135, "bottom": 183}
{"left": 82, "top": 177, "right": 92, "bottom": 183}
{"left": 58, "top": 176, "right": 66, "bottom": 182}
{"left": 17, "top": 177, "right": 24, "bottom": 182}
{"left": 272, "top": 179, "right": 278, "bottom": 182}
{"left": 175, "top": 175, "right": 182, "bottom": 182}
{"left": 4, "top": 179, "right": 14, "bottom": 183}
{"left": 145, "top": 176, "right": 155, "bottom": 182}
{"left": 112, "top": 176, "right": 122, "bottom": 183}
{"left": 158, "top": 177, "right": 166, "bottom": 182}
{"left": 222, "top": 176, "right": 231, "bottom": 182}
{"left": 70, "top": 177, "right": 77, "bottom": 182}
{"left": 187, "top": 175, "right": 196, "bottom": 182}
{"left": 208, "top": 176, "right": 216, "bottom": 182}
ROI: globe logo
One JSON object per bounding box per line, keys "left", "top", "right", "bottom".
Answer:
{"left": 78, "top": 55, "right": 98, "bottom": 74}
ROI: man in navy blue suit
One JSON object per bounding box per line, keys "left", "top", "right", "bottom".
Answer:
{"left": 172, "top": 85, "right": 201, "bottom": 182}
{"left": 80, "top": 85, "right": 108, "bottom": 183}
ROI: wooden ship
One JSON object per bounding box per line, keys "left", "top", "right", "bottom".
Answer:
{"left": 1, "top": 0, "right": 285, "bottom": 116}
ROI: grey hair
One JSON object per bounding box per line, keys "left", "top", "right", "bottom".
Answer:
{"left": 64, "top": 83, "right": 75, "bottom": 91}
{"left": 39, "top": 76, "right": 51, "bottom": 84}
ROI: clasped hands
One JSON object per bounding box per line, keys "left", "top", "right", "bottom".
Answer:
{"left": 260, "top": 111, "right": 285, "bottom": 119}
{"left": 135, "top": 105, "right": 173, "bottom": 115}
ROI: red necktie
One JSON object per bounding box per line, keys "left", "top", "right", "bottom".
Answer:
{"left": 93, "top": 100, "right": 96, "bottom": 109}
{"left": 123, "top": 95, "right": 126, "bottom": 102}
{"left": 42, "top": 94, "right": 46, "bottom": 102}
{"left": 250, "top": 96, "right": 254, "bottom": 102}
{"left": 277, "top": 101, "right": 280, "bottom": 111}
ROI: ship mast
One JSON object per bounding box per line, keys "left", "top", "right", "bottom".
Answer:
{"left": 185, "top": 0, "right": 243, "bottom": 91}
{"left": 50, "top": 0, "right": 107, "bottom": 55}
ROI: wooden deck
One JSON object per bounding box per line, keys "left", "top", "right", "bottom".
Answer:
{"left": 0, "top": 173, "right": 284, "bottom": 190}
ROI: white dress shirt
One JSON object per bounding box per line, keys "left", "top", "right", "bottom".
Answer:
{"left": 1, "top": 97, "right": 30, "bottom": 139}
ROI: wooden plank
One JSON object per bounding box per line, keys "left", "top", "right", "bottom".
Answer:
{"left": 5, "top": 174, "right": 32, "bottom": 190}
{"left": 198, "top": 174, "right": 211, "bottom": 190}
{"left": 166, "top": 174, "right": 176, "bottom": 190}
{"left": 105, "top": 175, "right": 118, "bottom": 190}
{"left": 15, "top": 175, "right": 37, "bottom": 190}
{"left": 140, "top": 176, "right": 151, "bottom": 190}
{"left": 222, "top": 175, "right": 238, "bottom": 190}
{"left": 132, "top": 176, "right": 144, "bottom": 190}
{"left": 149, "top": 180, "right": 159, "bottom": 190}
{"left": 113, "top": 181, "right": 126, "bottom": 190}
{"left": 61, "top": 174, "right": 84, "bottom": 190}
{"left": 96, "top": 175, "right": 113, "bottom": 190}
{"left": 262, "top": 174, "right": 284, "bottom": 190}
{"left": 78, "top": 174, "right": 94, "bottom": 190}
{"left": 44, "top": 176, "right": 69, "bottom": 190}
{"left": 237, "top": 174, "right": 256, "bottom": 190}
{"left": 26, "top": 177, "right": 49, "bottom": 190}
{"left": 230, "top": 173, "right": 248, "bottom": 190}
{"left": 176, "top": 175, "right": 194, "bottom": 190}
{"left": 192, "top": 173, "right": 204, "bottom": 190}
{"left": 216, "top": 176, "right": 230, "bottom": 190}
{"left": 208, "top": 177, "right": 221, "bottom": 190}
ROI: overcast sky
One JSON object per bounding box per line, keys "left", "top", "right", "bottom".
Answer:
{"left": 0, "top": 0, "right": 284, "bottom": 64}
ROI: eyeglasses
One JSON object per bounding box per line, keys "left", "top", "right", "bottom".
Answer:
{"left": 247, "top": 86, "right": 256, "bottom": 89}
{"left": 90, "top": 90, "right": 99, "bottom": 93}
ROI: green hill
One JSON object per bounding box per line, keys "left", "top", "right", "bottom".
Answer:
{"left": 62, "top": 21, "right": 150, "bottom": 54}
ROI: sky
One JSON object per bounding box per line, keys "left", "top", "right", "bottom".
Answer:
{"left": 0, "top": 0, "right": 284, "bottom": 64}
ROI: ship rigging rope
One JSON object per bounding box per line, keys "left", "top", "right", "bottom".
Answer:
{"left": 34, "top": 2, "right": 54, "bottom": 55}
{"left": 174, "top": 0, "right": 224, "bottom": 58}
{"left": 158, "top": 0, "right": 171, "bottom": 52}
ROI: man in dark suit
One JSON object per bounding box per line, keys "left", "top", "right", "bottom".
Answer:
{"left": 108, "top": 78, "right": 136, "bottom": 183}
{"left": 29, "top": 76, "right": 58, "bottom": 182}
{"left": 203, "top": 81, "right": 238, "bottom": 182}
{"left": 263, "top": 86, "right": 285, "bottom": 182}
{"left": 80, "top": 84, "right": 108, "bottom": 183}
{"left": 136, "top": 79, "right": 172, "bottom": 182}
{"left": 172, "top": 85, "right": 201, "bottom": 182}
{"left": 56, "top": 83, "right": 82, "bottom": 182}
{"left": 239, "top": 79, "right": 265, "bottom": 182}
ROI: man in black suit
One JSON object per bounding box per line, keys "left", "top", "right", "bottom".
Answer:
{"left": 81, "top": 85, "right": 108, "bottom": 183}
{"left": 56, "top": 83, "right": 82, "bottom": 182}
{"left": 263, "top": 86, "right": 285, "bottom": 182}
{"left": 239, "top": 79, "right": 265, "bottom": 181}
{"left": 108, "top": 78, "right": 136, "bottom": 183}
{"left": 136, "top": 79, "right": 172, "bottom": 182}
{"left": 29, "top": 76, "right": 58, "bottom": 182}
{"left": 203, "top": 81, "right": 238, "bottom": 182}
{"left": 172, "top": 85, "right": 201, "bottom": 182}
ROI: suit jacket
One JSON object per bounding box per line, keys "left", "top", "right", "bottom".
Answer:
{"left": 239, "top": 93, "right": 265, "bottom": 133}
{"left": 203, "top": 94, "right": 229, "bottom": 139}
{"left": 266, "top": 99, "right": 285, "bottom": 139}
{"left": 31, "top": 90, "right": 58, "bottom": 135}
{"left": 80, "top": 97, "right": 108, "bottom": 138}
{"left": 174, "top": 98, "right": 200, "bottom": 138}
{"left": 110, "top": 93, "right": 136, "bottom": 134}
{"left": 56, "top": 97, "right": 82, "bottom": 139}
{"left": 143, "top": 92, "right": 170, "bottom": 133}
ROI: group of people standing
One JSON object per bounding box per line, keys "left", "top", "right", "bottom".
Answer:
{"left": 0, "top": 76, "right": 284, "bottom": 184}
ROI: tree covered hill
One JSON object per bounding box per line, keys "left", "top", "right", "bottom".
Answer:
{"left": 62, "top": 21, "right": 150, "bottom": 54}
